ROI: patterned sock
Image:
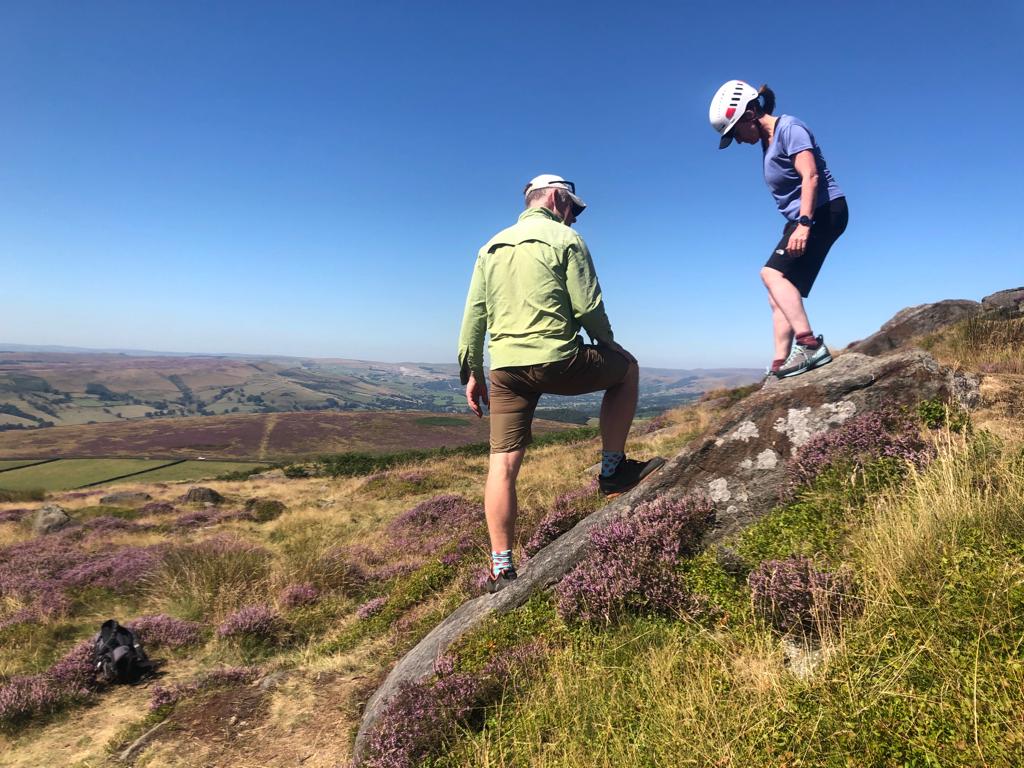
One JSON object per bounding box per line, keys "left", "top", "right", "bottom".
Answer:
{"left": 491, "top": 550, "right": 513, "bottom": 577}
{"left": 795, "top": 332, "right": 820, "bottom": 349}
{"left": 601, "top": 450, "right": 625, "bottom": 477}
{"left": 770, "top": 358, "right": 786, "bottom": 373}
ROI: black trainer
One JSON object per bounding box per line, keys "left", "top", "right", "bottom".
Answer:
{"left": 485, "top": 565, "right": 518, "bottom": 594}
{"left": 598, "top": 457, "right": 666, "bottom": 497}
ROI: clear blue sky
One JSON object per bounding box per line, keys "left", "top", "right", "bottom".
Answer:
{"left": 2, "top": 1, "right": 1021, "bottom": 368}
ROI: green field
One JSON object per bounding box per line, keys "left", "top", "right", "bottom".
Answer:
{"left": 108, "top": 460, "right": 267, "bottom": 484}
{"left": 0, "top": 459, "right": 51, "bottom": 472}
{"left": 0, "top": 459, "right": 174, "bottom": 491}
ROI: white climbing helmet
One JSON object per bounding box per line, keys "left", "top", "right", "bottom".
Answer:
{"left": 709, "top": 79, "right": 760, "bottom": 149}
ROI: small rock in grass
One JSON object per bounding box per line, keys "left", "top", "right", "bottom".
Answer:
{"left": 33, "top": 504, "right": 72, "bottom": 535}
{"left": 244, "top": 498, "right": 287, "bottom": 522}
{"left": 182, "top": 487, "right": 225, "bottom": 505}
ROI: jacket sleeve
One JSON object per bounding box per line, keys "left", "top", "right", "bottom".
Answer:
{"left": 457, "top": 254, "right": 488, "bottom": 385}
{"left": 565, "top": 237, "right": 613, "bottom": 343}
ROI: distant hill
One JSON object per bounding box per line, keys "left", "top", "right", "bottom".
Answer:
{"left": 0, "top": 349, "right": 760, "bottom": 430}
{"left": 0, "top": 410, "right": 574, "bottom": 461}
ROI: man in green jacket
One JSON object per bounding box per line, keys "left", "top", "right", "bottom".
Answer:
{"left": 458, "top": 174, "right": 664, "bottom": 593}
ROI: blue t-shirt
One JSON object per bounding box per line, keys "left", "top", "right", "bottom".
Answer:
{"left": 763, "top": 115, "right": 844, "bottom": 221}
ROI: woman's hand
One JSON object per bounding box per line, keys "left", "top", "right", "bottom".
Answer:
{"left": 786, "top": 223, "right": 810, "bottom": 256}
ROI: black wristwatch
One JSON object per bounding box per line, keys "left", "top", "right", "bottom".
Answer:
{"left": 796, "top": 215, "right": 813, "bottom": 226}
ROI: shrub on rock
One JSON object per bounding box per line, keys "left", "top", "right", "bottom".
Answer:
{"left": 362, "top": 644, "right": 543, "bottom": 768}
{"left": 787, "top": 409, "right": 931, "bottom": 490}
{"left": 555, "top": 494, "right": 715, "bottom": 625}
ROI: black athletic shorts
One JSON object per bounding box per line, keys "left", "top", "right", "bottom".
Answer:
{"left": 765, "top": 197, "right": 849, "bottom": 298}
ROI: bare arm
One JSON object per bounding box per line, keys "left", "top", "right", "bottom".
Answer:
{"left": 786, "top": 150, "right": 819, "bottom": 256}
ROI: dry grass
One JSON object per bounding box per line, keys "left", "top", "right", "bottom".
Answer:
{"left": 437, "top": 431, "right": 1024, "bottom": 767}
{"left": 923, "top": 315, "right": 1024, "bottom": 374}
{"left": 0, "top": 394, "right": 718, "bottom": 767}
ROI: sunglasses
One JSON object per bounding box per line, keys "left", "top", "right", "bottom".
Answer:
{"left": 525, "top": 179, "right": 576, "bottom": 195}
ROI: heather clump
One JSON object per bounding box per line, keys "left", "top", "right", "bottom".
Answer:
{"left": 149, "top": 665, "right": 261, "bottom": 711}
{"left": 60, "top": 545, "right": 165, "bottom": 592}
{"left": 127, "top": 614, "right": 204, "bottom": 649}
{"left": 0, "top": 640, "right": 95, "bottom": 727}
{"left": 139, "top": 501, "right": 177, "bottom": 516}
{"left": 362, "top": 643, "right": 544, "bottom": 768}
{"left": 78, "top": 515, "right": 145, "bottom": 536}
{"left": 356, "top": 596, "right": 387, "bottom": 620}
{"left": 0, "top": 532, "right": 164, "bottom": 627}
{"left": 217, "top": 604, "right": 284, "bottom": 643}
{"left": 279, "top": 583, "right": 320, "bottom": 609}
{"left": 173, "top": 508, "right": 218, "bottom": 528}
{"left": 386, "top": 494, "right": 486, "bottom": 564}
{"left": 524, "top": 483, "right": 600, "bottom": 557}
{"left": 748, "top": 555, "right": 861, "bottom": 639}
{"left": 555, "top": 495, "right": 715, "bottom": 625}
{"left": 638, "top": 412, "right": 670, "bottom": 435}
{"left": 788, "top": 409, "right": 931, "bottom": 490}
{"left": 0, "top": 508, "right": 31, "bottom": 524}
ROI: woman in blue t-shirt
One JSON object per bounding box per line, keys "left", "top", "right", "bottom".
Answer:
{"left": 709, "top": 79, "right": 849, "bottom": 378}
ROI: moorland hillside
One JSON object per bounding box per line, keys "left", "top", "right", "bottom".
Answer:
{"left": 0, "top": 288, "right": 1021, "bottom": 768}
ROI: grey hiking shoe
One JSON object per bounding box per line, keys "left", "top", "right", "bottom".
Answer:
{"left": 598, "top": 457, "right": 666, "bottom": 497}
{"left": 777, "top": 336, "right": 832, "bottom": 378}
{"left": 485, "top": 565, "right": 517, "bottom": 594}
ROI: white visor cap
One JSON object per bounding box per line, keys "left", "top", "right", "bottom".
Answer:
{"left": 523, "top": 174, "right": 587, "bottom": 212}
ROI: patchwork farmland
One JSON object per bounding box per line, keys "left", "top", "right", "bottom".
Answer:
{"left": 0, "top": 411, "right": 572, "bottom": 490}
{"left": 0, "top": 458, "right": 267, "bottom": 491}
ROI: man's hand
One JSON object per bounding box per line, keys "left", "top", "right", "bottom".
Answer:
{"left": 786, "top": 224, "right": 810, "bottom": 256}
{"left": 599, "top": 339, "right": 637, "bottom": 365}
{"left": 465, "top": 372, "right": 489, "bottom": 418}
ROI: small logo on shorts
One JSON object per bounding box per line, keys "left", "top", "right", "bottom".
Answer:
{"left": 774, "top": 249, "right": 786, "bottom": 256}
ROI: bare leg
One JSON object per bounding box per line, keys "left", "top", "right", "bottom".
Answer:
{"left": 484, "top": 449, "right": 525, "bottom": 553}
{"left": 768, "top": 292, "right": 795, "bottom": 362}
{"left": 761, "top": 267, "right": 812, "bottom": 340}
{"left": 599, "top": 360, "right": 639, "bottom": 452}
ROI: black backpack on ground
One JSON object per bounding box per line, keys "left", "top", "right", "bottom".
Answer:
{"left": 92, "top": 619, "right": 155, "bottom": 684}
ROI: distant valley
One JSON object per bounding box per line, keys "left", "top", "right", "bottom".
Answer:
{"left": 0, "top": 347, "right": 761, "bottom": 431}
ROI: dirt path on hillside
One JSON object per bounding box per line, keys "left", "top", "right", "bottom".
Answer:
{"left": 258, "top": 413, "right": 281, "bottom": 461}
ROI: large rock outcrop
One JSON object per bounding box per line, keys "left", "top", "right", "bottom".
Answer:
{"left": 352, "top": 349, "right": 978, "bottom": 761}
{"left": 847, "top": 287, "right": 1024, "bottom": 358}
{"left": 846, "top": 300, "right": 980, "bottom": 356}
{"left": 980, "top": 287, "right": 1024, "bottom": 318}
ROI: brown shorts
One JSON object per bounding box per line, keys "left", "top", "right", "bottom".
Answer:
{"left": 488, "top": 345, "right": 631, "bottom": 453}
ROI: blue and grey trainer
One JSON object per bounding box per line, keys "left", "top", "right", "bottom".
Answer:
{"left": 777, "top": 336, "right": 832, "bottom": 378}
